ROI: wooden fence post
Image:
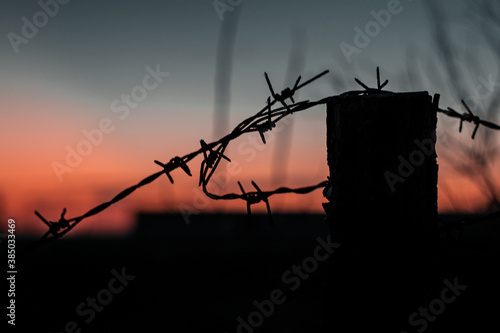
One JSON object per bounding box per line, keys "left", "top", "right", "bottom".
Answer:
{"left": 324, "top": 92, "right": 439, "bottom": 331}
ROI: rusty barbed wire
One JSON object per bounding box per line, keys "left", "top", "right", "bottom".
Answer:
{"left": 23, "top": 67, "right": 500, "bottom": 255}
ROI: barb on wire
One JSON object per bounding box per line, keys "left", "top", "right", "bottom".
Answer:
{"left": 342, "top": 66, "right": 393, "bottom": 96}
{"left": 199, "top": 140, "right": 231, "bottom": 186}
{"left": 24, "top": 69, "right": 330, "bottom": 254}
{"left": 355, "top": 66, "right": 388, "bottom": 91}
{"left": 154, "top": 156, "right": 192, "bottom": 184}
{"left": 257, "top": 97, "right": 276, "bottom": 144}
{"left": 264, "top": 70, "right": 329, "bottom": 114}
{"left": 436, "top": 97, "right": 500, "bottom": 139}
{"left": 237, "top": 181, "right": 272, "bottom": 224}
{"left": 34, "top": 208, "right": 69, "bottom": 238}
{"left": 265, "top": 72, "right": 299, "bottom": 113}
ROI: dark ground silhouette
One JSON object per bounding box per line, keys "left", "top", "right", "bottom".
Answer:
{"left": 12, "top": 212, "right": 500, "bottom": 332}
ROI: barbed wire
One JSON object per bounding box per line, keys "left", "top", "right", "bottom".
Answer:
{"left": 435, "top": 96, "right": 500, "bottom": 139}
{"left": 203, "top": 180, "right": 328, "bottom": 225}
{"left": 23, "top": 70, "right": 330, "bottom": 254}
{"left": 338, "top": 68, "right": 500, "bottom": 140}
{"left": 23, "top": 67, "right": 500, "bottom": 254}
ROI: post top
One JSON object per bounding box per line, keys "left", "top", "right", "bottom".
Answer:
{"left": 327, "top": 91, "right": 431, "bottom": 103}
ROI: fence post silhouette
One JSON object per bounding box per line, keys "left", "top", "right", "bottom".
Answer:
{"left": 323, "top": 91, "right": 439, "bottom": 331}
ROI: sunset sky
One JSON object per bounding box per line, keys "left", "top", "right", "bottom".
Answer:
{"left": 1, "top": 0, "right": 499, "bottom": 235}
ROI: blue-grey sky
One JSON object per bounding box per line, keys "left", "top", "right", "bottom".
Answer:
{"left": 0, "top": 0, "right": 433, "bottom": 108}
{"left": 2, "top": 0, "right": 492, "bottom": 119}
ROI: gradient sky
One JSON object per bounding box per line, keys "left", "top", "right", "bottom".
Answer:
{"left": 1, "top": 0, "right": 499, "bottom": 235}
